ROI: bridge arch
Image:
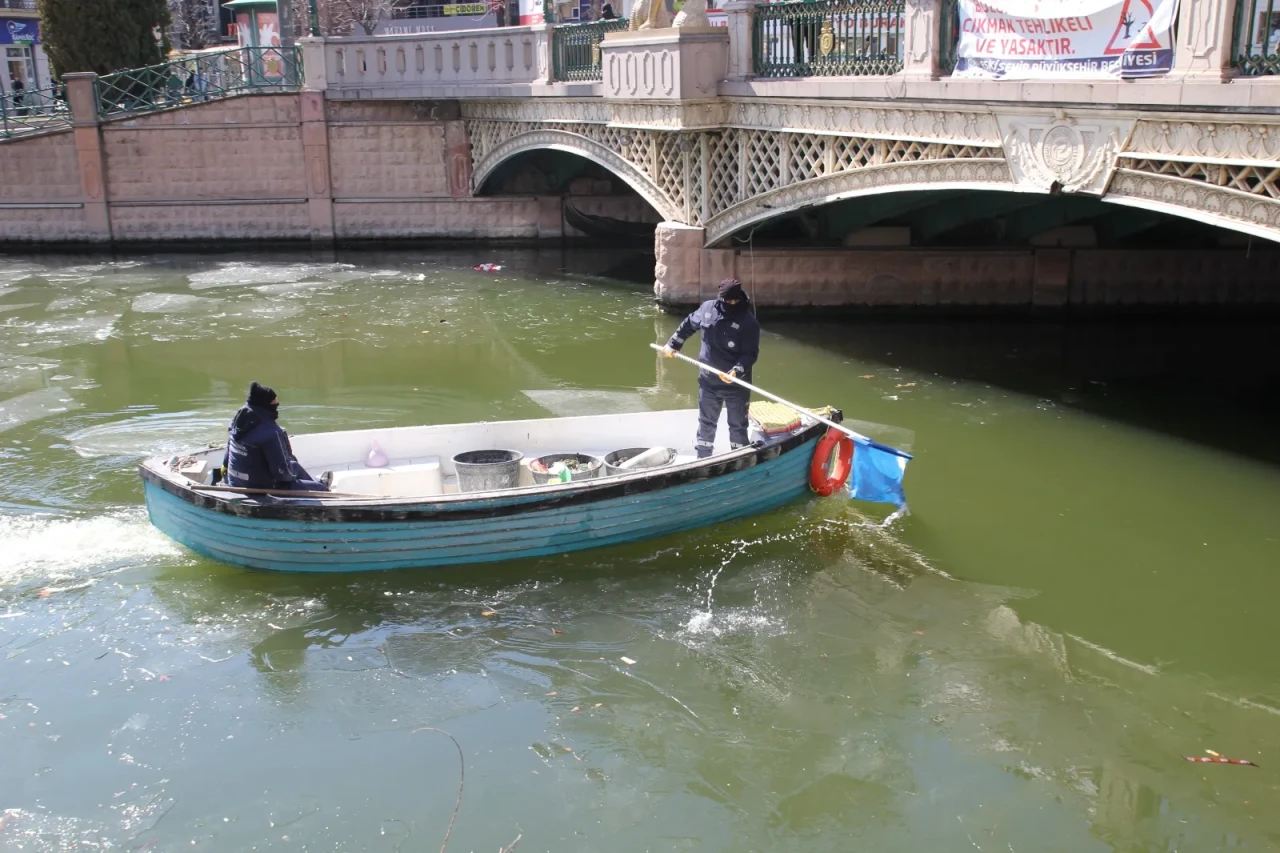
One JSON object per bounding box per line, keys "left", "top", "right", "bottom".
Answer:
{"left": 1103, "top": 167, "right": 1280, "bottom": 246}
{"left": 703, "top": 159, "right": 1016, "bottom": 245}
{"left": 704, "top": 157, "right": 1280, "bottom": 248}
{"left": 471, "top": 129, "right": 684, "bottom": 223}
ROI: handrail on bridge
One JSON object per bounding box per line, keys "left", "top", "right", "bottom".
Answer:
{"left": 752, "top": 0, "right": 905, "bottom": 78}
{"left": 1234, "top": 0, "right": 1280, "bottom": 74}
{"left": 552, "top": 18, "right": 630, "bottom": 82}
{"left": 94, "top": 46, "right": 302, "bottom": 120}
{"left": 0, "top": 84, "right": 71, "bottom": 141}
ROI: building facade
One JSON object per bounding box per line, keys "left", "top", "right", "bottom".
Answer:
{"left": 0, "top": 0, "right": 49, "bottom": 97}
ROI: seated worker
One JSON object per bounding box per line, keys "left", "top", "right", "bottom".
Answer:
{"left": 220, "top": 382, "right": 328, "bottom": 492}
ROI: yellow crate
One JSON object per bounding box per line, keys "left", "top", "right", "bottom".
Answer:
{"left": 748, "top": 401, "right": 835, "bottom": 436}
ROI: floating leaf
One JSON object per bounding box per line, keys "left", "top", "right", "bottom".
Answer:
{"left": 594, "top": 703, "right": 602, "bottom": 708}
{"left": 620, "top": 657, "right": 636, "bottom": 665}
{"left": 545, "top": 691, "right": 557, "bottom": 696}
{"left": 552, "top": 629, "right": 563, "bottom": 635}
{"left": 480, "top": 610, "right": 496, "bottom": 617}
{"left": 859, "top": 375, "right": 874, "bottom": 380}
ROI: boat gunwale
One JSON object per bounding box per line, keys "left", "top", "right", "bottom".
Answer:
{"left": 138, "top": 415, "right": 835, "bottom": 523}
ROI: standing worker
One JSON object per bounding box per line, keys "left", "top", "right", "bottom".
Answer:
{"left": 660, "top": 279, "right": 760, "bottom": 458}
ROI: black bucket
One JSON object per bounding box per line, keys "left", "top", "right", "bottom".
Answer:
{"left": 452, "top": 449, "right": 523, "bottom": 493}
{"left": 604, "top": 447, "right": 678, "bottom": 477}
{"left": 530, "top": 453, "right": 603, "bottom": 485}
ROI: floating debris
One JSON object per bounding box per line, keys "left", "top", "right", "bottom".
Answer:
{"left": 1183, "top": 755, "right": 1258, "bottom": 766}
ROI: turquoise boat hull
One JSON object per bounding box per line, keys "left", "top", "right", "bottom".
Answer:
{"left": 141, "top": 428, "right": 823, "bottom": 573}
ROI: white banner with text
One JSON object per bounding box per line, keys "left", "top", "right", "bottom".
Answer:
{"left": 953, "top": 0, "right": 1178, "bottom": 79}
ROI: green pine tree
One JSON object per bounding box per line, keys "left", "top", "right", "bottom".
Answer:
{"left": 37, "top": 0, "right": 172, "bottom": 76}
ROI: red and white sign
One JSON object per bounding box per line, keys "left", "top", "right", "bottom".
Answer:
{"left": 953, "top": 0, "right": 1177, "bottom": 78}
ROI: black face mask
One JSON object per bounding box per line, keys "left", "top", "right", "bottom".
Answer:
{"left": 266, "top": 402, "right": 280, "bottom": 420}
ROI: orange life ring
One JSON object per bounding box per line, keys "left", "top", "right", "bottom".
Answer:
{"left": 809, "top": 429, "right": 854, "bottom": 497}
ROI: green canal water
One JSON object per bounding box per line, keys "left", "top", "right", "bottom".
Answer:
{"left": 1, "top": 248, "right": 1278, "bottom": 852}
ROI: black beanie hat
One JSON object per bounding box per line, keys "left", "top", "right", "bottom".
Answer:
{"left": 718, "top": 279, "right": 746, "bottom": 301}
{"left": 247, "top": 381, "right": 277, "bottom": 408}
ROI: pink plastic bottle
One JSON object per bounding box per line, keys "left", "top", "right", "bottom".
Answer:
{"left": 365, "top": 440, "right": 389, "bottom": 468}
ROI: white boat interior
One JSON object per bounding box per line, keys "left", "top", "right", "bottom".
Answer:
{"left": 159, "top": 407, "right": 810, "bottom": 500}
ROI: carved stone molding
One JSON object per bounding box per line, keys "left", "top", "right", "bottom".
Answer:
{"left": 461, "top": 99, "right": 612, "bottom": 125}
{"left": 1174, "top": 0, "right": 1234, "bottom": 78}
{"left": 607, "top": 100, "right": 730, "bottom": 130}
{"left": 704, "top": 158, "right": 1012, "bottom": 244}
{"left": 1126, "top": 119, "right": 1280, "bottom": 166}
{"left": 1107, "top": 170, "right": 1280, "bottom": 241}
{"left": 673, "top": 0, "right": 709, "bottom": 28}
{"left": 725, "top": 100, "right": 1002, "bottom": 145}
{"left": 997, "top": 114, "right": 1133, "bottom": 195}
{"left": 630, "top": 0, "right": 673, "bottom": 30}
{"left": 470, "top": 128, "right": 683, "bottom": 221}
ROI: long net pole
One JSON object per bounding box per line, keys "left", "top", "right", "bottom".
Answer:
{"left": 649, "top": 343, "right": 911, "bottom": 458}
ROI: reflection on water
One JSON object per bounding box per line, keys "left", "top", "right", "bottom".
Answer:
{"left": 0, "top": 249, "right": 1278, "bottom": 852}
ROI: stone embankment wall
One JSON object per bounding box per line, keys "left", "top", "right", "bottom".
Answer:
{"left": 0, "top": 93, "right": 548, "bottom": 244}
{"left": 653, "top": 223, "right": 1280, "bottom": 310}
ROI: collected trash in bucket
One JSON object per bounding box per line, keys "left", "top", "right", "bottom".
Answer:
{"left": 530, "top": 453, "right": 603, "bottom": 485}
{"left": 453, "top": 449, "right": 523, "bottom": 493}
{"left": 473, "top": 263, "right": 503, "bottom": 272}
{"left": 604, "top": 447, "right": 677, "bottom": 477}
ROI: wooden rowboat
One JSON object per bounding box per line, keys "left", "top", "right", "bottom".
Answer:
{"left": 138, "top": 407, "right": 836, "bottom": 573}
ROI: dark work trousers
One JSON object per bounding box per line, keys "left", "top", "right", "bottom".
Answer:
{"left": 696, "top": 380, "right": 750, "bottom": 458}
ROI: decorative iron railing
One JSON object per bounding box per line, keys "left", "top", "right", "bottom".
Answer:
{"left": 938, "top": 0, "right": 960, "bottom": 73}
{"left": 94, "top": 46, "right": 302, "bottom": 119}
{"left": 1234, "top": 0, "right": 1280, "bottom": 74}
{"left": 752, "top": 0, "right": 905, "bottom": 78}
{"left": 552, "top": 18, "right": 629, "bottom": 82}
{"left": 0, "top": 84, "right": 71, "bottom": 140}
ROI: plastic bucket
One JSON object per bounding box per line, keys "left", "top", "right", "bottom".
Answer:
{"left": 530, "top": 453, "right": 603, "bottom": 485}
{"left": 604, "top": 447, "right": 678, "bottom": 477}
{"left": 452, "top": 449, "right": 523, "bottom": 493}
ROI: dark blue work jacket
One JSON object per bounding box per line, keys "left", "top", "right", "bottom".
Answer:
{"left": 667, "top": 299, "right": 760, "bottom": 384}
{"left": 222, "top": 404, "right": 307, "bottom": 490}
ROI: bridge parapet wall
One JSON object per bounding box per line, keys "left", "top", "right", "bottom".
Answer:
{"left": 304, "top": 28, "right": 600, "bottom": 100}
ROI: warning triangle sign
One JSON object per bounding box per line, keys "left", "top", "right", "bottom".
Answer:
{"left": 1105, "top": 0, "right": 1163, "bottom": 54}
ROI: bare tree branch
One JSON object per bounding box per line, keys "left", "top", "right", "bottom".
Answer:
{"left": 168, "top": 0, "right": 219, "bottom": 50}
{"left": 320, "top": 0, "right": 408, "bottom": 35}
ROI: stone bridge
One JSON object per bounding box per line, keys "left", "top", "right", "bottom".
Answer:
{"left": 5, "top": 0, "right": 1280, "bottom": 308}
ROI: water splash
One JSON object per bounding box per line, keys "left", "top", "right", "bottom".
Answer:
{"left": 0, "top": 508, "right": 183, "bottom": 586}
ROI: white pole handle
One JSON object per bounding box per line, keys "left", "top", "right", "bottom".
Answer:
{"left": 650, "top": 342, "right": 873, "bottom": 443}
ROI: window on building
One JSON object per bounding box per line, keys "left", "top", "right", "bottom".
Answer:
{"left": 5, "top": 46, "right": 36, "bottom": 92}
